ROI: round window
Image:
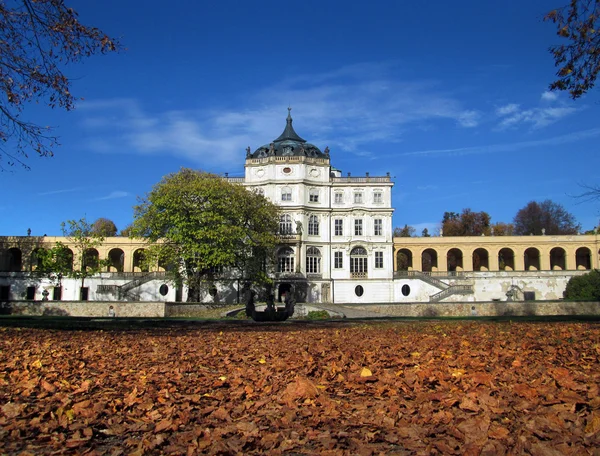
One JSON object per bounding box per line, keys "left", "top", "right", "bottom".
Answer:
{"left": 159, "top": 284, "right": 169, "bottom": 296}
{"left": 401, "top": 284, "right": 410, "bottom": 297}
{"left": 355, "top": 285, "right": 364, "bottom": 297}
{"left": 283, "top": 167, "right": 292, "bottom": 174}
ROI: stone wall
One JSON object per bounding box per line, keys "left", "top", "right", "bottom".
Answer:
{"left": 4, "top": 301, "right": 166, "bottom": 318}
{"left": 348, "top": 301, "right": 600, "bottom": 318}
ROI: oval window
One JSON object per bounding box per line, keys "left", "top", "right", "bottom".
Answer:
{"left": 159, "top": 284, "right": 169, "bottom": 296}
{"left": 283, "top": 167, "right": 292, "bottom": 174}
{"left": 355, "top": 285, "right": 364, "bottom": 297}
{"left": 401, "top": 284, "right": 410, "bottom": 297}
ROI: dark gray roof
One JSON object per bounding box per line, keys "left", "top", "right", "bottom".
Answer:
{"left": 248, "top": 108, "right": 329, "bottom": 159}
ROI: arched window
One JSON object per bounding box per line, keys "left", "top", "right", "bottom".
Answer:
{"left": 306, "top": 247, "right": 321, "bottom": 274}
{"left": 308, "top": 215, "right": 319, "bottom": 236}
{"left": 279, "top": 214, "right": 293, "bottom": 235}
{"left": 278, "top": 247, "right": 295, "bottom": 273}
{"left": 350, "top": 246, "right": 368, "bottom": 278}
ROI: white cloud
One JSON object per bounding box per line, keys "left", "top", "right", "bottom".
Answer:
{"left": 496, "top": 103, "right": 520, "bottom": 116}
{"left": 400, "top": 127, "right": 600, "bottom": 157}
{"left": 541, "top": 91, "right": 558, "bottom": 102}
{"left": 94, "top": 191, "right": 130, "bottom": 201}
{"left": 76, "top": 63, "right": 482, "bottom": 168}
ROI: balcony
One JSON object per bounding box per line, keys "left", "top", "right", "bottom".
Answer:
{"left": 350, "top": 272, "right": 368, "bottom": 279}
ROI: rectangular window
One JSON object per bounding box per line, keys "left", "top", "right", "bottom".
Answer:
{"left": 354, "top": 192, "right": 363, "bottom": 204}
{"left": 334, "top": 251, "right": 343, "bottom": 269}
{"left": 334, "top": 219, "right": 343, "bottom": 236}
{"left": 354, "top": 219, "right": 363, "bottom": 236}
{"left": 375, "top": 251, "right": 383, "bottom": 269}
{"left": 334, "top": 192, "right": 343, "bottom": 204}
{"left": 374, "top": 218, "right": 382, "bottom": 236}
{"left": 80, "top": 287, "right": 89, "bottom": 301}
{"left": 53, "top": 286, "right": 62, "bottom": 301}
{"left": 282, "top": 192, "right": 291, "bottom": 201}
{"left": 373, "top": 192, "right": 382, "bottom": 203}
{"left": 309, "top": 190, "right": 319, "bottom": 202}
{"left": 26, "top": 286, "right": 35, "bottom": 300}
{"left": 0, "top": 285, "right": 10, "bottom": 301}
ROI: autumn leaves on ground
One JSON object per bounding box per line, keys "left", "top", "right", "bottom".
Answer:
{"left": 1, "top": 322, "right": 600, "bottom": 455}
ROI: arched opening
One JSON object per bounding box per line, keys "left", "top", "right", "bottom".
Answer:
{"left": 550, "top": 247, "right": 566, "bottom": 270}
{"left": 396, "top": 249, "right": 413, "bottom": 271}
{"left": 350, "top": 246, "right": 368, "bottom": 278}
{"left": 421, "top": 249, "right": 438, "bottom": 272}
{"left": 82, "top": 249, "right": 99, "bottom": 271}
{"left": 108, "top": 248, "right": 125, "bottom": 272}
{"left": 133, "top": 249, "right": 148, "bottom": 272}
{"left": 472, "top": 248, "right": 489, "bottom": 271}
{"left": 447, "top": 248, "right": 463, "bottom": 272}
{"left": 277, "top": 247, "right": 295, "bottom": 273}
{"left": 30, "top": 248, "right": 45, "bottom": 271}
{"left": 498, "top": 248, "right": 515, "bottom": 271}
{"left": 306, "top": 246, "right": 321, "bottom": 274}
{"left": 524, "top": 248, "right": 540, "bottom": 271}
{"left": 7, "top": 248, "right": 22, "bottom": 272}
{"left": 576, "top": 247, "right": 592, "bottom": 270}
{"left": 278, "top": 283, "right": 292, "bottom": 302}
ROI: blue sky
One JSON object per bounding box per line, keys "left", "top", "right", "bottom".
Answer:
{"left": 1, "top": 0, "right": 599, "bottom": 236}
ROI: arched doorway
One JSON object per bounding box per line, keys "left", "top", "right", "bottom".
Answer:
{"left": 396, "top": 249, "right": 412, "bottom": 271}
{"left": 447, "top": 248, "right": 463, "bottom": 272}
{"left": 576, "top": 247, "right": 591, "bottom": 270}
{"left": 550, "top": 247, "right": 566, "bottom": 270}
{"left": 472, "top": 248, "right": 489, "bottom": 271}
{"left": 524, "top": 248, "right": 540, "bottom": 271}
{"left": 498, "top": 248, "right": 515, "bottom": 271}
{"left": 278, "top": 283, "right": 292, "bottom": 302}
{"left": 421, "top": 249, "right": 438, "bottom": 272}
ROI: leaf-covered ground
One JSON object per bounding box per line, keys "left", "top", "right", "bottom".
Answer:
{"left": 1, "top": 321, "right": 600, "bottom": 455}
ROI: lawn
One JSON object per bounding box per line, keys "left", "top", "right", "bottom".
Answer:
{"left": 1, "top": 321, "right": 599, "bottom": 455}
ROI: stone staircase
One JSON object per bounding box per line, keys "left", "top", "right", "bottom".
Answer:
{"left": 395, "top": 271, "right": 473, "bottom": 302}
{"left": 97, "top": 271, "right": 166, "bottom": 301}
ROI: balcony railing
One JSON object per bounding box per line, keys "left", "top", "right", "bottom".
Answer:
{"left": 332, "top": 176, "right": 391, "bottom": 183}
{"left": 350, "top": 272, "right": 368, "bottom": 279}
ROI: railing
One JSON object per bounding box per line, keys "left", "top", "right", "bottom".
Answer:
{"left": 248, "top": 156, "right": 329, "bottom": 165}
{"left": 332, "top": 176, "right": 391, "bottom": 183}
{"left": 120, "top": 271, "right": 166, "bottom": 293}
{"left": 429, "top": 285, "right": 473, "bottom": 302}
{"left": 350, "top": 272, "right": 368, "bottom": 279}
{"left": 97, "top": 285, "right": 120, "bottom": 294}
{"left": 226, "top": 177, "right": 245, "bottom": 183}
{"left": 394, "top": 270, "right": 465, "bottom": 279}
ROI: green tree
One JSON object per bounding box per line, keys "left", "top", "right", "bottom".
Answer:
{"left": 491, "top": 222, "right": 515, "bottom": 236}
{"left": 441, "top": 209, "right": 491, "bottom": 236}
{"left": 130, "top": 169, "right": 280, "bottom": 302}
{"left": 564, "top": 270, "right": 600, "bottom": 300}
{"left": 513, "top": 200, "right": 581, "bottom": 235}
{"left": 421, "top": 228, "right": 431, "bottom": 237}
{"left": 0, "top": 1, "right": 120, "bottom": 170}
{"left": 545, "top": 1, "right": 600, "bottom": 99}
{"left": 119, "top": 224, "right": 133, "bottom": 237}
{"left": 35, "top": 241, "right": 73, "bottom": 289}
{"left": 91, "top": 218, "right": 118, "bottom": 237}
{"left": 61, "top": 217, "right": 108, "bottom": 296}
{"left": 394, "top": 225, "right": 415, "bottom": 237}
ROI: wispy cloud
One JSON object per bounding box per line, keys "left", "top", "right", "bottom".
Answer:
{"left": 38, "top": 187, "right": 85, "bottom": 196}
{"left": 400, "top": 127, "right": 600, "bottom": 157}
{"left": 93, "top": 191, "right": 130, "bottom": 201}
{"left": 495, "top": 91, "right": 579, "bottom": 129}
{"left": 76, "top": 63, "right": 482, "bottom": 168}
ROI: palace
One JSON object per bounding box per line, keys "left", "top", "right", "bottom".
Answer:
{"left": 0, "top": 111, "right": 598, "bottom": 305}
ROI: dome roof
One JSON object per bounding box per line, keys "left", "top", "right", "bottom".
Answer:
{"left": 247, "top": 108, "right": 329, "bottom": 159}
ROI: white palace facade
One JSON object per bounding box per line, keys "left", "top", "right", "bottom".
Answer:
{"left": 0, "top": 111, "right": 599, "bottom": 306}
